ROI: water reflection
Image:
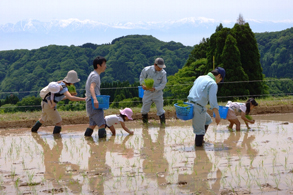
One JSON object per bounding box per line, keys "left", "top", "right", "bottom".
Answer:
{"left": 31, "top": 133, "right": 82, "bottom": 193}
{"left": 241, "top": 132, "right": 258, "bottom": 163}
{"left": 84, "top": 136, "right": 112, "bottom": 194}
{"left": 1, "top": 114, "right": 292, "bottom": 194}
{"left": 85, "top": 135, "right": 134, "bottom": 194}
{"left": 222, "top": 131, "right": 258, "bottom": 162}
{"left": 177, "top": 147, "right": 222, "bottom": 194}
{"left": 141, "top": 126, "right": 169, "bottom": 187}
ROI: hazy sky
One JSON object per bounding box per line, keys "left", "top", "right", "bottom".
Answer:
{"left": 1, "top": 0, "right": 292, "bottom": 24}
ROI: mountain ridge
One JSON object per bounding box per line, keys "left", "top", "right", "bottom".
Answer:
{"left": 1, "top": 18, "right": 292, "bottom": 51}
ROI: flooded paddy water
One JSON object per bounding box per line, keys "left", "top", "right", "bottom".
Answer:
{"left": 1, "top": 113, "right": 293, "bottom": 194}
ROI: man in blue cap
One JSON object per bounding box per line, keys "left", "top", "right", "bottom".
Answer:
{"left": 187, "top": 67, "right": 226, "bottom": 147}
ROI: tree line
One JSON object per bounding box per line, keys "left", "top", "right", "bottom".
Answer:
{"left": 0, "top": 35, "right": 192, "bottom": 100}
{"left": 1, "top": 19, "right": 293, "bottom": 113}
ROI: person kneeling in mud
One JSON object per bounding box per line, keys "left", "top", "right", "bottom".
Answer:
{"left": 31, "top": 70, "right": 86, "bottom": 134}
{"left": 105, "top": 108, "right": 134, "bottom": 135}
{"left": 226, "top": 98, "right": 258, "bottom": 131}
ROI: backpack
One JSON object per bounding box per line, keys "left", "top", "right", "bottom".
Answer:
{"left": 39, "top": 82, "right": 67, "bottom": 100}
{"left": 40, "top": 85, "right": 50, "bottom": 100}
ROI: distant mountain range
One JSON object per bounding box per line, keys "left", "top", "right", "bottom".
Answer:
{"left": 1, "top": 18, "right": 292, "bottom": 50}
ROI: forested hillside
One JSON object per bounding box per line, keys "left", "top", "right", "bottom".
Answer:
{"left": 0, "top": 35, "right": 192, "bottom": 98}
{"left": 167, "top": 21, "right": 267, "bottom": 101}
{"left": 255, "top": 27, "right": 293, "bottom": 78}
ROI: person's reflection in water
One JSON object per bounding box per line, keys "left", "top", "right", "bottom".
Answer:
{"left": 241, "top": 132, "right": 258, "bottom": 165}
{"left": 85, "top": 135, "right": 134, "bottom": 194}
{"left": 177, "top": 147, "right": 222, "bottom": 194}
{"left": 223, "top": 131, "right": 258, "bottom": 163}
{"left": 223, "top": 130, "right": 242, "bottom": 155}
{"left": 31, "top": 133, "right": 82, "bottom": 193}
{"left": 85, "top": 136, "right": 111, "bottom": 194}
{"left": 141, "top": 125, "right": 169, "bottom": 189}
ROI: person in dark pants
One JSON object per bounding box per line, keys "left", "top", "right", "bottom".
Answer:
{"left": 84, "top": 56, "right": 108, "bottom": 138}
{"left": 187, "top": 67, "right": 225, "bottom": 146}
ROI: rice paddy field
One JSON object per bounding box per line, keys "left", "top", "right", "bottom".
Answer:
{"left": 0, "top": 113, "right": 293, "bottom": 194}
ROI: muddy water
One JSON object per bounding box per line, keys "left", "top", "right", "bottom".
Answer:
{"left": 0, "top": 114, "right": 293, "bottom": 194}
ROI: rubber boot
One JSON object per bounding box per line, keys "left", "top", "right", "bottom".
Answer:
{"left": 195, "top": 135, "right": 204, "bottom": 147}
{"left": 203, "top": 125, "right": 209, "bottom": 143}
{"left": 31, "top": 121, "right": 42, "bottom": 132}
{"left": 142, "top": 114, "right": 148, "bottom": 124}
{"left": 84, "top": 128, "right": 94, "bottom": 136}
{"left": 98, "top": 128, "right": 106, "bottom": 138}
{"left": 53, "top": 126, "right": 62, "bottom": 134}
{"left": 159, "top": 113, "right": 166, "bottom": 125}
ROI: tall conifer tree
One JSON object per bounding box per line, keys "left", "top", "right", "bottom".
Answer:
{"left": 220, "top": 34, "right": 249, "bottom": 98}
{"left": 232, "top": 23, "right": 266, "bottom": 95}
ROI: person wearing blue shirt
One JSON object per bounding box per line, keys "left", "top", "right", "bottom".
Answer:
{"left": 187, "top": 67, "right": 226, "bottom": 147}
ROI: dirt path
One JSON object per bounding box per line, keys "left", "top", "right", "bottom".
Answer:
{"left": 0, "top": 105, "right": 292, "bottom": 129}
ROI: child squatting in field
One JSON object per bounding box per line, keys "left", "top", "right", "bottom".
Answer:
{"left": 225, "top": 98, "right": 258, "bottom": 131}
{"left": 105, "top": 108, "right": 134, "bottom": 135}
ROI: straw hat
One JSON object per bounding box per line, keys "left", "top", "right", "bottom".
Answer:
{"left": 63, "top": 70, "right": 80, "bottom": 83}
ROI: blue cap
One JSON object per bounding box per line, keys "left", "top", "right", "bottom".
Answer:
{"left": 216, "top": 67, "right": 225, "bottom": 82}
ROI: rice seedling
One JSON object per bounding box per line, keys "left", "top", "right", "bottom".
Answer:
{"left": 143, "top": 78, "right": 154, "bottom": 89}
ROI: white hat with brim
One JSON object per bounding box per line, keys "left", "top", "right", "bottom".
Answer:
{"left": 48, "top": 82, "right": 60, "bottom": 94}
{"left": 63, "top": 70, "right": 80, "bottom": 83}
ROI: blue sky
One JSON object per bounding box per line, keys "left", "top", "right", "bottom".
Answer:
{"left": 1, "top": 0, "right": 292, "bottom": 25}
{"left": 0, "top": 0, "right": 293, "bottom": 50}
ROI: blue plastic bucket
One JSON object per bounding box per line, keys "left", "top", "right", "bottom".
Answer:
{"left": 174, "top": 102, "right": 194, "bottom": 120}
{"left": 213, "top": 106, "right": 229, "bottom": 119}
{"left": 91, "top": 95, "right": 110, "bottom": 110}
{"left": 138, "top": 86, "right": 144, "bottom": 98}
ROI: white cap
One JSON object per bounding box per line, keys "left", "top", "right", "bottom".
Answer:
{"left": 48, "top": 82, "right": 60, "bottom": 94}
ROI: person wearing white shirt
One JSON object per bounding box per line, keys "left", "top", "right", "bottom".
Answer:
{"left": 105, "top": 108, "right": 134, "bottom": 135}
{"left": 226, "top": 98, "right": 258, "bottom": 131}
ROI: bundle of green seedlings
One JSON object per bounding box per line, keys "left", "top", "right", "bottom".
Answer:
{"left": 176, "top": 100, "right": 189, "bottom": 107}
{"left": 67, "top": 85, "right": 76, "bottom": 94}
{"left": 245, "top": 115, "right": 253, "bottom": 120}
{"left": 143, "top": 78, "right": 154, "bottom": 89}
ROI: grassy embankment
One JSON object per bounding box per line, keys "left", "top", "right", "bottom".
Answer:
{"left": 0, "top": 96, "right": 292, "bottom": 122}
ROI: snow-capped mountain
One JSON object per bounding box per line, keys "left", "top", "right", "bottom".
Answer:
{"left": 0, "top": 18, "right": 292, "bottom": 51}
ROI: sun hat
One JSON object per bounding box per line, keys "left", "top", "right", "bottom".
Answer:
{"left": 216, "top": 67, "right": 226, "bottom": 82}
{"left": 48, "top": 82, "right": 60, "bottom": 94}
{"left": 63, "top": 70, "right": 80, "bottom": 83}
{"left": 120, "top": 108, "right": 133, "bottom": 120}
{"left": 154, "top": 58, "right": 166, "bottom": 68}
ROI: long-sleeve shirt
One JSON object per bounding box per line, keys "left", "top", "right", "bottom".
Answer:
{"left": 187, "top": 75, "right": 219, "bottom": 110}
{"left": 139, "top": 65, "right": 167, "bottom": 92}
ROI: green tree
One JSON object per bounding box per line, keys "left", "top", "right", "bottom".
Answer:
{"left": 16, "top": 96, "right": 42, "bottom": 112}
{"left": 220, "top": 34, "right": 249, "bottom": 99}
{"left": 185, "top": 38, "right": 209, "bottom": 67}
{"left": 216, "top": 23, "right": 223, "bottom": 32}
{"left": 232, "top": 23, "right": 266, "bottom": 95}
{"left": 4, "top": 94, "right": 19, "bottom": 104}
{"left": 206, "top": 28, "right": 235, "bottom": 73}
{"left": 166, "top": 58, "right": 207, "bottom": 101}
